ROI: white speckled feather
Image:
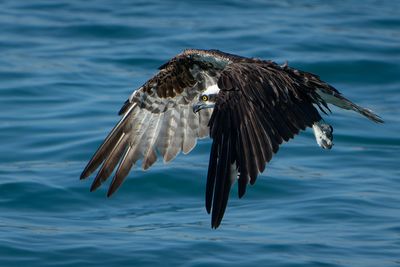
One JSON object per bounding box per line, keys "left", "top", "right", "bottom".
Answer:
{"left": 164, "top": 107, "right": 182, "bottom": 162}
{"left": 142, "top": 113, "right": 164, "bottom": 170}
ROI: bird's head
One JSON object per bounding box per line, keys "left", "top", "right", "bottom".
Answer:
{"left": 192, "top": 84, "right": 220, "bottom": 113}
{"left": 192, "top": 93, "right": 217, "bottom": 113}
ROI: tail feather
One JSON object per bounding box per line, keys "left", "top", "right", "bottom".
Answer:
{"left": 316, "top": 89, "right": 383, "bottom": 123}
{"left": 352, "top": 105, "right": 384, "bottom": 123}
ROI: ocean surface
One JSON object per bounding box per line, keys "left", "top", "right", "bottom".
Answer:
{"left": 1, "top": 0, "right": 399, "bottom": 266}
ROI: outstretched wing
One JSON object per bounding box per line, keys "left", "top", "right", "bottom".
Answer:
{"left": 206, "top": 62, "right": 328, "bottom": 228}
{"left": 80, "top": 53, "right": 222, "bottom": 196}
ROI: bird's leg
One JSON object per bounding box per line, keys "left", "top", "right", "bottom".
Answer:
{"left": 312, "top": 120, "right": 333, "bottom": 149}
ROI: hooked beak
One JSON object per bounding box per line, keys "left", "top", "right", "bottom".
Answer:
{"left": 192, "top": 102, "right": 214, "bottom": 113}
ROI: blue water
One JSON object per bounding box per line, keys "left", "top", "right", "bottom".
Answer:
{"left": 1, "top": 0, "right": 399, "bottom": 266}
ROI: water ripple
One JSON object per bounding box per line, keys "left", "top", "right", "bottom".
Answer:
{"left": 1, "top": 0, "right": 399, "bottom": 266}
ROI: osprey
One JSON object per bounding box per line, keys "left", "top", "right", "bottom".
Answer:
{"left": 81, "top": 49, "right": 383, "bottom": 228}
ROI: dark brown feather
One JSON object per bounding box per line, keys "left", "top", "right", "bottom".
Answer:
{"left": 207, "top": 62, "right": 324, "bottom": 228}
{"left": 80, "top": 106, "right": 135, "bottom": 180}
{"left": 90, "top": 132, "right": 130, "bottom": 192}
{"left": 107, "top": 146, "right": 135, "bottom": 197}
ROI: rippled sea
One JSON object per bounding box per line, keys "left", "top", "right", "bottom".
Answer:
{"left": 1, "top": 1, "right": 399, "bottom": 266}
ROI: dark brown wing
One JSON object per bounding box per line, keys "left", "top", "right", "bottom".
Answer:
{"left": 206, "top": 62, "right": 326, "bottom": 228}
{"left": 80, "top": 52, "right": 226, "bottom": 196}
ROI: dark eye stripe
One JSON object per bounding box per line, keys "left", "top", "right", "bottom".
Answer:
{"left": 208, "top": 94, "right": 217, "bottom": 101}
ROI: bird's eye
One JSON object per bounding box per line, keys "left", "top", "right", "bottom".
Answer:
{"left": 202, "top": 95, "right": 209, "bottom": 101}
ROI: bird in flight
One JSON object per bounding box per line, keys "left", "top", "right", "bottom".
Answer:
{"left": 80, "top": 49, "right": 383, "bottom": 228}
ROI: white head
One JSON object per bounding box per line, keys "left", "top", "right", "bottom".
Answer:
{"left": 192, "top": 84, "right": 220, "bottom": 113}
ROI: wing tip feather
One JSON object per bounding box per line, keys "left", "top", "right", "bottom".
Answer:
{"left": 80, "top": 171, "right": 89, "bottom": 180}
{"left": 107, "top": 183, "right": 118, "bottom": 197}
{"left": 90, "top": 180, "right": 101, "bottom": 192}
